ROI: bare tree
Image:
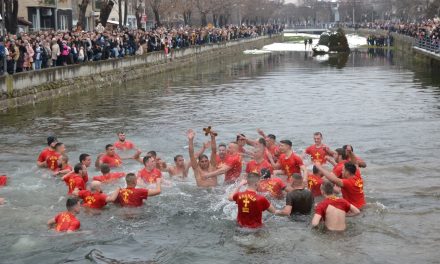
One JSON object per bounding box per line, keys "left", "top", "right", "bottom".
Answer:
{"left": 3, "top": 0, "right": 19, "bottom": 34}
{"left": 100, "top": 0, "right": 115, "bottom": 26}
{"left": 119, "top": 0, "right": 123, "bottom": 28}
{"left": 77, "top": 0, "right": 90, "bottom": 30}
{"left": 147, "top": 0, "right": 171, "bottom": 27}
{"left": 124, "top": 0, "right": 128, "bottom": 26}
{"left": 170, "top": 0, "right": 196, "bottom": 25}
{"left": 135, "top": 0, "right": 144, "bottom": 29}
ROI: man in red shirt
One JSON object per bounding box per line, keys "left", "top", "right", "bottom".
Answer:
{"left": 47, "top": 198, "right": 81, "bottom": 233}
{"left": 114, "top": 173, "right": 162, "bottom": 207}
{"left": 79, "top": 153, "right": 92, "bottom": 183}
{"left": 228, "top": 173, "right": 276, "bottom": 228}
{"left": 343, "top": 144, "right": 367, "bottom": 168}
{"left": 114, "top": 131, "right": 136, "bottom": 151}
{"left": 203, "top": 141, "right": 243, "bottom": 184}
{"left": 95, "top": 144, "right": 123, "bottom": 169}
{"left": 311, "top": 181, "right": 360, "bottom": 231}
{"left": 331, "top": 148, "right": 362, "bottom": 178}
{"left": 304, "top": 132, "right": 335, "bottom": 164}
{"left": 62, "top": 164, "right": 87, "bottom": 195}
{"left": 137, "top": 155, "right": 162, "bottom": 184}
{"left": 272, "top": 140, "right": 307, "bottom": 184}
{"left": 37, "top": 136, "right": 61, "bottom": 171}
{"left": 93, "top": 164, "right": 126, "bottom": 183}
{"left": 315, "top": 162, "right": 366, "bottom": 209}
{"left": 72, "top": 181, "right": 120, "bottom": 210}
{"left": 257, "top": 129, "right": 281, "bottom": 162}
{"left": 308, "top": 165, "right": 324, "bottom": 197}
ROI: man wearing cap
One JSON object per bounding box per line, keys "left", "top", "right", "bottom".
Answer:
{"left": 37, "top": 136, "right": 61, "bottom": 171}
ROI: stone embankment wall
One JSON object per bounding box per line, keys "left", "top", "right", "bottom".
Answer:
{"left": 0, "top": 35, "right": 281, "bottom": 111}
{"left": 348, "top": 28, "right": 440, "bottom": 68}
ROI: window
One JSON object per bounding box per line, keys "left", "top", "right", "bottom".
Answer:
{"left": 60, "top": 15, "right": 68, "bottom": 31}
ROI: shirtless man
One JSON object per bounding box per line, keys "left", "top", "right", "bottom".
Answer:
{"left": 166, "top": 155, "right": 190, "bottom": 178}
{"left": 187, "top": 129, "right": 218, "bottom": 187}
{"left": 311, "top": 181, "right": 360, "bottom": 231}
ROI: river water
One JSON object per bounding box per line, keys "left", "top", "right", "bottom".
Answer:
{"left": 0, "top": 47, "right": 440, "bottom": 264}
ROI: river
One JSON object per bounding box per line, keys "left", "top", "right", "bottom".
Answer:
{"left": 0, "top": 46, "right": 439, "bottom": 264}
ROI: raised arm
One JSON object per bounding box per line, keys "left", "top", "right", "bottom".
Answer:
{"left": 187, "top": 129, "right": 198, "bottom": 170}
{"left": 210, "top": 132, "right": 218, "bottom": 168}
{"left": 315, "top": 163, "right": 343, "bottom": 187}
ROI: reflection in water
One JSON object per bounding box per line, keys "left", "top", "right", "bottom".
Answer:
{"left": 0, "top": 50, "right": 440, "bottom": 264}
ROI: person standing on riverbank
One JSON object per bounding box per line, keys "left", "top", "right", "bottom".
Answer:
{"left": 311, "top": 181, "right": 360, "bottom": 231}
{"left": 47, "top": 198, "right": 81, "bottom": 232}
{"left": 228, "top": 173, "right": 276, "bottom": 228}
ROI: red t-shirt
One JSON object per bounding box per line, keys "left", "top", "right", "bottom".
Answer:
{"left": 278, "top": 153, "right": 304, "bottom": 177}
{"left": 305, "top": 145, "right": 329, "bottom": 164}
{"left": 100, "top": 154, "right": 123, "bottom": 168}
{"left": 54, "top": 211, "right": 80, "bottom": 232}
{"left": 245, "top": 159, "right": 273, "bottom": 176}
{"left": 78, "top": 190, "right": 107, "bottom": 209}
{"left": 38, "top": 148, "right": 61, "bottom": 171}
{"left": 333, "top": 161, "right": 361, "bottom": 178}
{"left": 268, "top": 145, "right": 280, "bottom": 161}
{"left": 341, "top": 174, "right": 366, "bottom": 209}
{"left": 257, "top": 178, "right": 286, "bottom": 199}
{"left": 93, "top": 172, "right": 126, "bottom": 183}
{"left": 216, "top": 155, "right": 226, "bottom": 168}
{"left": 115, "top": 187, "right": 148, "bottom": 207}
{"left": 0, "top": 175, "right": 7, "bottom": 186}
{"left": 114, "top": 140, "right": 135, "bottom": 151}
{"left": 308, "top": 174, "right": 323, "bottom": 197}
{"left": 315, "top": 196, "right": 351, "bottom": 221}
{"left": 224, "top": 154, "right": 242, "bottom": 183}
{"left": 137, "top": 168, "right": 162, "bottom": 184}
{"left": 63, "top": 173, "right": 86, "bottom": 194}
{"left": 233, "top": 190, "right": 270, "bottom": 228}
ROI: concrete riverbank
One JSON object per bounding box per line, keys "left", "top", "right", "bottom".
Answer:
{"left": 0, "top": 35, "right": 281, "bottom": 111}
{"left": 347, "top": 28, "right": 440, "bottom": 68}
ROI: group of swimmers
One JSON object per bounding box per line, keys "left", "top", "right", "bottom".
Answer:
{"left": 12, "top": 128, "right": 366, "bottom": 233}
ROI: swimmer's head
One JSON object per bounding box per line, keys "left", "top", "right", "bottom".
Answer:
{"left": 125, "top": 173, "right": 137, "bottom": 186}
{"left": 174, "top": 155, "right": 184, "bottom": 166}
{"left": 47, "top": 136, "right": 58, "bottom": 148}
{"left": 55, "top": 142, "right": 65, "bottom": 154}
{"left": 100, "top": 163, "right": 110, "bottom": 174}
{"left": 279, "top": 140, "right": 292, "bottom": 153}
{"left": 343, "top": 162, "right": 357, "bottom": 177}
{"left": 267, "top": 134, "right": 276, "bottom": 142}
{"left": 105, "top": 144, "right": 115, "bottom": 156}
{"left": 117, "top": 131, "right": 126, "bottom": 142}
{"left": 312, "top": 165, "right": 323, "bottom": 177}
{"left": 61, "top": 154, "right": 69, "bottom": 164}
{"left": 143, "top": 155, "right": 156, "bottom": 169}
{"left": 74, "top": 163, "right": 83, "bottom": 174}
{"left": 90, "top": 181, "right": 102, "bottom": 192}
{"left": 236, "top": 134, "right": 246, "bottom": 146}
{"left": 218, "top": 143, "right": 227, "bottom": 158}
{"left": 198, "top": 154, "right": 209, "bottom": 169}
{"left": 321, "top": 180, "right": 334, "bottom": 196}
{"left": 258, "top": 138, "right": 267, "bottom": 147}
{"left": 313, "top": 132, "right": 323, "bottom": 145}
{"left": 227, "top": 142, "right": 239, "bottom": 155}
{"left": 335, "top": 148, "right": 347, "bottom": 162}
{"left": 291, "top": 173, "right": 303, "bottom": 186}
{"left": 66, "top": 197, "right": 80, "bottom": 214}
{"left": 147, "top": 151, "right": 157, "bottom": 158}
{"left": 246, "top": 172, "right": 260, "bottom": 187}
{"left": 79, "top": 153, "right": 91, "bottom": 167}
{"left": 253, "top": 146, "right": 265, "bottom": 160}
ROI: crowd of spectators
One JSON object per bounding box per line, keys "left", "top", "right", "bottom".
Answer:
{"left": 0, "top": 24, "right": 283, "bottom": 75}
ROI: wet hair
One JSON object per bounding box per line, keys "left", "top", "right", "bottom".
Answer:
{"left": 117, "top": 131, "right": 125, "bottom": 135}
{"left": 335, "top": 148, "right": 347, "bottom": 160}
{"left": 312, "top": 165, "right": 319, "bottom": 175}
{"left": 321, "top": 181, "right": 334, "bottom": 195}
{"left": 314, "top": 132, "right": 323, "bottom": 137}
{"left": 74, "top": 163, "right": 83, "bottom": 173}
{"left": 198, "top": 154, "right": 208, "bottom": 161}
{"left": 267, "top": 134, "right": 276, "bottom": 140}
{"left": 66, "top": 198, "right": 79, "bottom": 211}
{"left": 143, "top": 155, "right": 154, "bottom": 165}
{"left": 147, "top": 151, "right": 157, "bottom": 157}
{"left": 280, "top": 140, "right": 292, "bottom": 147}
{"left": 292, "top": 173, "right": 303, "bottom": 182}
{"left": 55, "top": 142, "right": 64, "bottom": 149}
{"left": 258, "top": 138, "right": 267, "bottom": 147}
{"left": 343, "top": 144, "right": 354, "bottom": 152}
{"left": 218, "top": 143, "right": 227, "bottom": 148}
{"left": 174, "top": 155, "right": 183, "bottom": 162}
{"left": 61, "top": 154, "right": 69, "bottom": 162}
{"left": 105, "top": 144, "right": 113, "bottom": 150}
{"left": 79, "top": 153, "right": 90, "bottom": 163}
{"left": 100, "top": 164, "right": 110, "bottom": 174}
{"left": 236, "top": 134, "right": 246, "bottom": 141}
{"left": 125, "top": 173, "right": 136, "bottom": 185}
{"left": 344, "top": 162, "right": 357, "bottom": 175}
{"left": 247, "top": 172, "right": 260, "bottom": 185}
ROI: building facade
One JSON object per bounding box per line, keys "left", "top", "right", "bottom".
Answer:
{"left": 18, "top": 0, "right": 73, "bottom": 31}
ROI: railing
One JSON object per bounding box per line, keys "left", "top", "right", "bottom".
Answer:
{"left": 415, "top": 38, "right": 440, "bottom": 54}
